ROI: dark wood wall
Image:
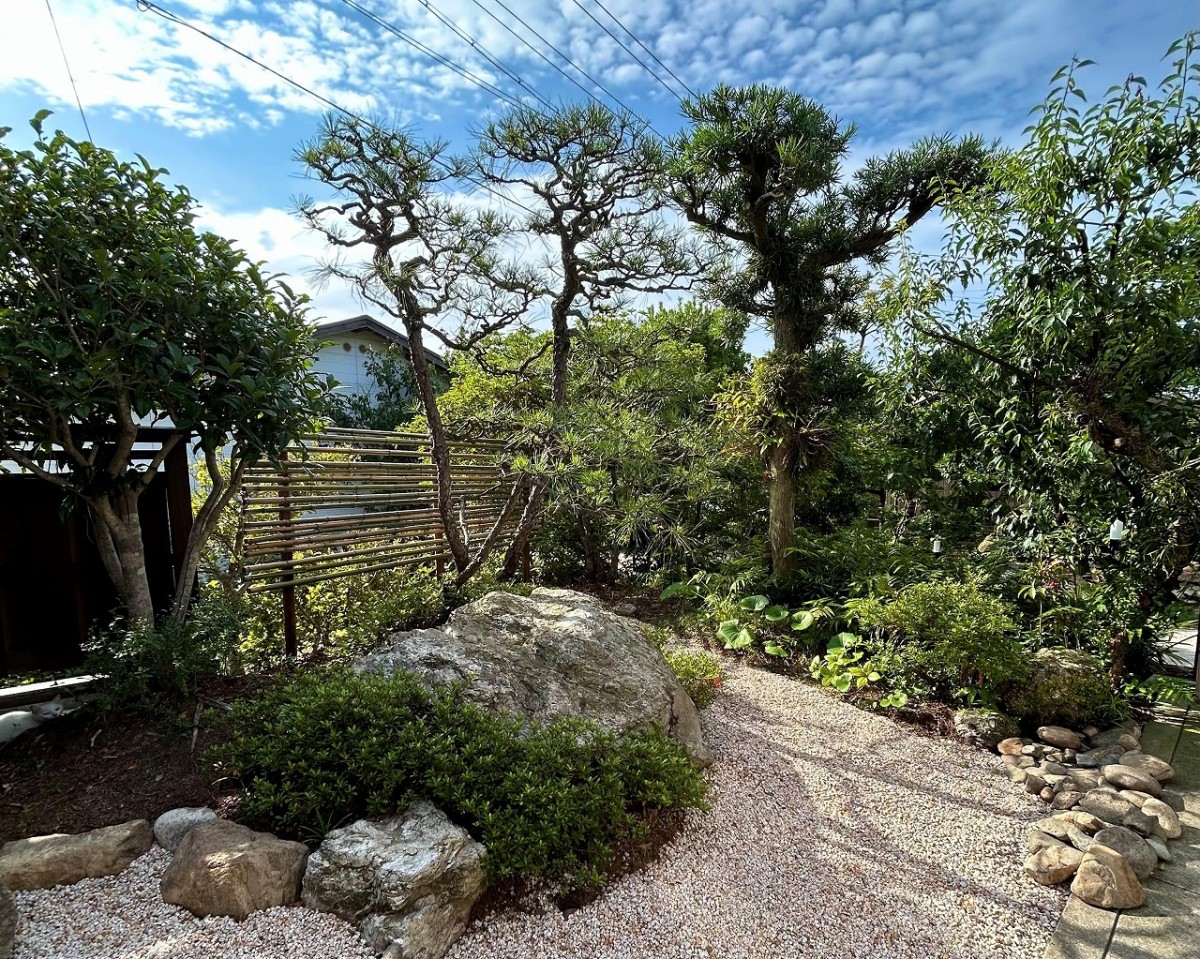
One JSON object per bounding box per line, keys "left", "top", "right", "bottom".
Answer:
{"left": 0, "top": 440, "right": 192, "bottom": 676}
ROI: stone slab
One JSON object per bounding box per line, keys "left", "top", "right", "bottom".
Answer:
{"left": 1106, "top": 882, "right": 1200, "bottom": 959}
{"left": 1043, "top": 897, "right": 1117, "bottom": 959}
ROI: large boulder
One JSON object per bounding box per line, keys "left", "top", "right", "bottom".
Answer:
{"left": 954, "top": 708, "right": 1020, "bottom": 749}
{"left": 160, "top": 820, "right": 308, "bottom": 920}
{"left": 1005, "top": 648, "right": 1114, "bottom": 727}
{"left": 357, "top": 589, "right": 712, "bottom": 765}
{"left": 303, "top": 802, "right": 486, "bottom": 959}
{"left": 0, "top": 819, "right": 152, "bottom": 890}
{"left": 1071, "top": 843, "right": 1146, "bottom": 910}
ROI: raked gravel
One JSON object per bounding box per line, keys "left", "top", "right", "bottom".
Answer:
{"left": 12, "top": 662, "right": 1067, "bottom": 959}
{"left": 450, "top": 662, "right": 1067, "bottom": 959}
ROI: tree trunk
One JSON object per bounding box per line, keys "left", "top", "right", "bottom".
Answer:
{"left": 89, "top": 490, "right": 155, "bottom": 623}
{"left": 767, "top": 440, "right": 798, "bottom": 579}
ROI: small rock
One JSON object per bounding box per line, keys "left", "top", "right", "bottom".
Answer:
{"left": 153, "top": 808, "right": 219, "bottom": 852}
{"left": 160, "top": 820, "right": 308, "bottom": 920}
{"left": 1016, "top": 756, "right": 1036, "bottom": 769}
{"left": 1026, "top": 830, "right": 1065, "bottom": 854}
{"left": 1089, "top": 727, "right": 1131, "bottom": 750}
{"left": 1025, "top": 774, "right": 1047, "bottom": 794}
{"left": 1082, "top": 725, "right": 1100, "bottom": 738}
{"left": 1117, "top": 752, "right": 1175, "bottom": 782}
{"left": 1074, "top": 748, "right": 1122, "bottom": 769}
{"left": 1093, "top": 826, "right": 1156, "bottom": 880}
{"left": 1044, "top": 748, "right": 1065, "bottom": 763}
{"left": 1118, "top": 789, "right": 1152, "bottom": 808}
{"left": 1025, "top": 844, "right": 1084, "bottom": 885}
{"left": 1063, "top": 748, "right": 1078, "bottom": 762}
{"left": 1021, "top": 744, "right": 1044, "bottom": 758}
{"left": 1161, "top": 789, "right": 1186, "bottom": 811}
{"left": 1036, "top": 812, "right": 1105, "bottom": 838}
{"left": 1040, "top": 761, "right": 1069, "bottom": 776}
{"left": 1007, "top": 766, "right": 1029, "bottom": 785}
{"left": 1140, "top": 797, "right": 1183, "bottom": 840}
{"left": 1145, "top": 836, "right": 1173, "bottom": 863}
{"left": 997, "top": 737, "right": 1028, "bottom": 756}
{"left": 1066, "top": 827, "right": 1094, "bottom": 853}
{"left": 1002, "top": 754, "right": 1023, "bottom": 767}
{"left": 0, "top": 820, "right": 152, "bottom": 891}
{"left": 1052, "top": 791, "right": 1083, "bottom": 810}
{"left": 1039, "top": 786, "right": 1057, "bottom": 802}
{"left": 1038, "top": 725, "right": 1082, "bottom": 750}
{"left": 1071, "top": 844, "right": 1146, "bottom": 910}
{"left": 954, "top": 709, "right": 1020, "bottom": 749}
{"left": 1102, "top": 764, "right": 1163, "bottom": 797}
{"left": 1065, "top": 768, "right": 1104, "bottom": 789}
{"left": 1117, "top": 733, "right": 1141, "bottom": 751}
{"left": 1079, "top": 791, "right": 1137, "bottom": 825}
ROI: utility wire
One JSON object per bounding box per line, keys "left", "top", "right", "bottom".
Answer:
{"left": 335, "top": 0, "right": 523, "bottom": 109}
{"left": 462, "top": 0, "right": 653, "bottom": 132}
{"left": 136, "top": 0, "right": 540, "bottom": 217}
{"left": 44, "top": 0, "right": 92, "bottom": 140}
{"left": 590, "top": 0, "right": 698, "bottom": 101}
{"left": 567, "top": 0, "right": 683, "bottom": 105}
{"left": 414, "top": 0, "right": 557, "bottom": 112}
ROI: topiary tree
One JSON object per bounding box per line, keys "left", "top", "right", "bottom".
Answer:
{"left": 665, "top": 84, "right": 991, "bottom": 578}
{"left": 0, "top": 114, "right": 330, "bottom": 623}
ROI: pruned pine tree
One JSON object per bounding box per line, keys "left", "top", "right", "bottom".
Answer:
{"left": 666, "top": 84, "right": 990, "bottom": 577}
{"left": 297, "top": 115, "right": 538, "bottom": 582}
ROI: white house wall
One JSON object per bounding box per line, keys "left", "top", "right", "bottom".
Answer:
{"left": 315, "top": 331, "right": 392, "bottom": 401}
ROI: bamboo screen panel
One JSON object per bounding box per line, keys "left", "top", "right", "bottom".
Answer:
{"left": 241, "top": 427, "right": 515, "bottom": 591}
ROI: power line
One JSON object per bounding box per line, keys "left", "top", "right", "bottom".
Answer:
{"left": 413, "top": 0, "right": 557, "bottom": 112}
{"left": 462, "top": 0, "right": 653, "bottom": 132}
{"left": 136, "top": 0, "right": 540, "bottom": 217}
{"left": 590, "top": 0, "right": 698, "bottom": 101}
{"left": 44, "top": 0, "right": 92, "bottom": 140}
{"left": 567, "top": 0, "right": 683, "bottom": 105}
{"left": 335, "top": 0, "right": 523, "bottom": 110}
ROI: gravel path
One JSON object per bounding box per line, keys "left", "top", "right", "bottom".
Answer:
{"left": 12, "top": 847, "right": 374, "bottom": 959}
{"left": 12, "top": 663, "right": 1067, "bottom": 958}
{"left": 449, "top": 663, "right": 1067, "bottom": 959}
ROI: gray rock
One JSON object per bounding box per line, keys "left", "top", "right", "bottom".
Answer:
{"left": 1038, "top": 725, "right": 1082, "bottom": 750}
{"left": 1006, "top": 766, "right": 1028, "bottom": 785}
{"left": 1039, "top": 786, "right": 1057, "bottom": 802}
{"left": 1065, "top": 768, "right": 1104, "bottom": 790}
{"left": 153, "top": 808, "right": 218, "bottom": 852}
{"left": 1035, "top": 811, "right": 1105, "bottom": 839}
{"left": 1025, "top": 844, "right": 1084, "bottom": 885}
{"left": 303, "top": 802, "right": 486, "bottom": 959}
{"left": 1026, "top": 830, "right": 1066, "bottom": 854}
{"left": 160, "top": 820, "right": 308, "bottom": 920}
{"left": 357, "top": 589, "right": 712, "bottom": 766}
{"left": 1066, "top": 827, "right": 1094, "bottom": 853}
{"left": 0, "top": 882, "right": 13, "bottom": 959}
{"left": 1093, "top": 826, "right": 1156, "bottom": 880}
{"left": 954, "top": 709, "right": 1020, "bottom": 749}
{"left": 0, "top": 820, "right": 152, "bottom": 890}
{"left": 1118, "top": 752, "right": 1175, "bottom": 782}
{"left": 1140, "top": 797, "right": 1183, "bottom": 840}
{"left": 1102, "top": 764, "right": 1163, "bottom": 797}
{"left": 1074, "top": 747, "right": 1123, "bottom": 769}
{"left": 1021, "top": 744, "right": 1044, "bottom": 757}
{"left": 1161, "top": 788, "right": 1186, "bottom": 811}
{"left": 1052, "top": 790, "right": 1083, "bottom": 810}
{"left": 1089, "top": 727, "right": 1132, "bottom": 751}
{"left": 1025, "top": 773, "right": 1047, "bottom": 795}
{"left": 1071, "top": 843, "right": 1146, "bottom": 910}
{"left": 1145, "top": 836, "right": 1173, "bottom": 863}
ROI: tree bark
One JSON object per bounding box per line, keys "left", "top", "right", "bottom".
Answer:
{"left": 89, "top": 490, "right": 155, "bottom": 623}
{"left": 767, "top": 440, "right": 798, "bottom": 579}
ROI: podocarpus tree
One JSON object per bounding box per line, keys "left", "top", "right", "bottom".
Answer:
{"left": 885, "top": 36, "right": 1200, "bottom": 649}
{"left": 471, "top": 103, "right": 697, "bottom": 575}
{"left": 0, "top": 115, "right": 328, "bottom": 622}
{"left": 297, "top": 115, "right": 538, "bottom": 581}
{"left": 665, "top": 84, "right": 990, "bottom": 578}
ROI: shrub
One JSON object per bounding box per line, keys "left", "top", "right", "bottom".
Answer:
{"left": 84, "top": 595, "right": 243, "bottom": 714}
{"left": 855, "top": 580, "right": 1026, "bottom": 703}
{"left": 213, "top": 668, "right": 707, "bottom": 886}
{"left": 1004, "top": 647, "right": 1121, "bottom": 726}
{"left": 662, "top": 649, "right": 724, "bottom": 708}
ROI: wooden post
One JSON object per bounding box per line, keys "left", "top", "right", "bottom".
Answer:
{"left": 163, "top": 436, "right": 195, "bottom": 601}
{"left": 521, "top": 540, "right": 532, "bottom": 583}
{"left": 280, "top": 449, "right": 297, "bottom": 658}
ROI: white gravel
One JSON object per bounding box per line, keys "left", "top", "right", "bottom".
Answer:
{"left": 12, "top": 663, "right": 1067, "bottom": 959}
{"left": 449, "top": 663, "right": 1067, "bottom": 959}
{"left": 12, "top": 846, "right": 374, "bottom": 959}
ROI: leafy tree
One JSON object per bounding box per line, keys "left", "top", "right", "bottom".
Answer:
{"left": 435, "top": 303, "right": 759, "bottom": 581}
{"left": 0, "top": 115, "right": 328, "bottom": 622}
{"left": 471, "top": 103, "right": 697, "bottom": 575}
{"left": 885, "top": 36, "right": 1200, "bottom": 658}
{"left": 665, "top": 84, "right": 990, "bottom": 577}
{"left": 297, "top": 115, "right": 537, "bottom": 582}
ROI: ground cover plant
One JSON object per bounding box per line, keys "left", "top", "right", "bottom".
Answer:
{"left": 214, "top": 667, "right": 708, "bottom": 887}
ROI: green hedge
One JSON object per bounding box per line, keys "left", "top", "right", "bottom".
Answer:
{"left": 213, "top": 668, "right": 708, "bottom": 887}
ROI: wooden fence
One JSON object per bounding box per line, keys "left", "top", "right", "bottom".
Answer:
{"left": 241, "top": 427, "right": 518, "bottom": 654}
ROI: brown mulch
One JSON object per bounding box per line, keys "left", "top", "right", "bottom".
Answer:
{"left": 0, "top": 675, "right": 271, "bottom": 845}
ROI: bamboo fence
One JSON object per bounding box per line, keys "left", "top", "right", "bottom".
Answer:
{"left": 241, "top": 426, "right": 518, "bottom": 653}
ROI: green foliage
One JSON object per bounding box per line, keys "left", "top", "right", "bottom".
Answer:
{"left": 883, "top": 35, "right": 1200, "bottom": 643}
{"left": 435, "top": 304, "right": 760, "bottom": 581}
{"left": 327, "top": 345, "right": 446, "bottom": 432}
{"left": 215, "top": 668, "right": 707, "bottom": 885}
{"left": 0, "top": 116, "right": 330, "bottom": 619}
{"left": 809, "top": 633, "right": 883, "bottom": 694}
{"left": 661, "top": 648, "right": 724, "bottom": 709}
{"left": 855, "top": 580, "right": 1025, "bottom": 703}
{"left": 84, "top": 595, "right": 243, "bottom": 714}
{"left": 1004, "top": 647, "right": 1121, "bottom": 727}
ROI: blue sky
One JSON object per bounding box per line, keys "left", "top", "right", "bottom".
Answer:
{"left": 1, "top": 0, "right": 1196, "bottom": 348}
